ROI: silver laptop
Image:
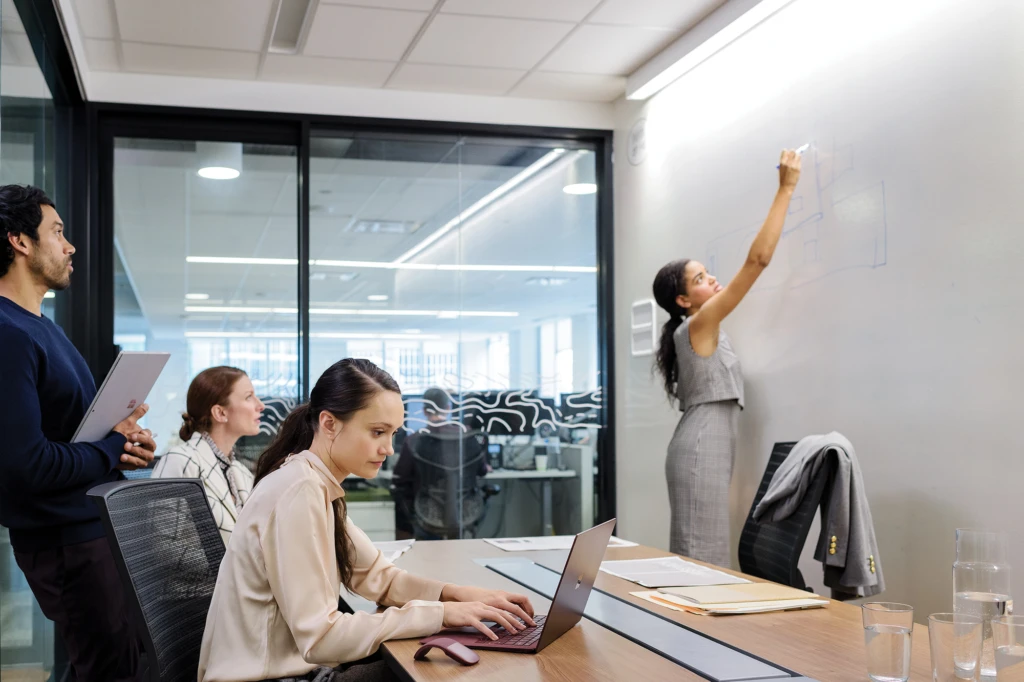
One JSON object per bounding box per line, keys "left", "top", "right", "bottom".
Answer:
{"left": 72, "top": 351, "right": 170, "bottom": 443}
{"left": 422, "top": 518, "right": 616, "bottom": 653}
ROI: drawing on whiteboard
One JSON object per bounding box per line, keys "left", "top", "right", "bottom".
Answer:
{"left": 706, "top": 139, "right": 887, "bottom": 292}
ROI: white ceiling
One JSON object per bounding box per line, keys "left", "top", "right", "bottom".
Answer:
{"left": 68, "top": 0, "right": 726, "bottom": 104}
{"left": 1, "top": 0, "right": 51, "bottom": 98}
{"left": 113, "top": 136, "right": 600, "bottom": 342}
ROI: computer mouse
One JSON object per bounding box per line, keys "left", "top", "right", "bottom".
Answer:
{"left": 414, "top": 637, "right": 480, "bottom": 666}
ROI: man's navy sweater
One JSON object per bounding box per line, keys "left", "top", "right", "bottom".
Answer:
{"left": 0, "top": 295, "right": 126, "bottom": 552}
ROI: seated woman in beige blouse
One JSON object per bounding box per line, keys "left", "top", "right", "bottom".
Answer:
{"left": 199, "top": 358, "right": 535, "bottom": 682}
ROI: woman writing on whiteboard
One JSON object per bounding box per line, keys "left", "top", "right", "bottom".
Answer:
{"left": 652, "top": 149, "right": 802, "bottom": 566}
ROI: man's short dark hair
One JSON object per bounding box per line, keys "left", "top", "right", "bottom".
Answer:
{"left": 423, "top": 387, "right": 452, "bottom": 415}
{"left": 0, "top": 185, "right": 55, "bottom": 277}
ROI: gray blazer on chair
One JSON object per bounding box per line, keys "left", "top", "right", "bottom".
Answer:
{"left": 752, "top": 432, "right": 884, "bottom": 598}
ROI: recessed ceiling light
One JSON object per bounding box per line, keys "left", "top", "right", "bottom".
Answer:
{"left": 197, "top": 167, "right": 240, "bottom": 180}
{"left": 185, "top": 293, "right": 210, "bottom": 300}
{"left": 563, "top": 183, "right": 597, "bottom": 195}
{"left": 367, "top": 294, "right": 389, "bottom": 302}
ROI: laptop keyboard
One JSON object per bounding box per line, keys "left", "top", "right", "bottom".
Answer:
{"left": 481, "top": 614, "right": 547, "bottom": 646}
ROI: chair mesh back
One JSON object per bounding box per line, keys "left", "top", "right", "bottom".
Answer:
{"left": 412, "top": 431, "right": 487, "bottom": 536}
{"left": 99, "top": 481, "right": 225, "bottom": 682}
{"left": 738, "top": 442, "right": 832, "bottom": 589}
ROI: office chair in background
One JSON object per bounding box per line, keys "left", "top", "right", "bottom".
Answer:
{"left": 89, "top": 479, "right": 225, "bottom": 682}
{"left": 737, "top": 441, "right": 835, "bottom": 592}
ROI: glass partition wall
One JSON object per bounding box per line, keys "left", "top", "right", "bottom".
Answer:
{"left": 108, "top": 123, "right": 609, "bottom": 543}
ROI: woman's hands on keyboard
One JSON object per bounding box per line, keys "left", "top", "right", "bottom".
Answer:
{"left": 440, "top": 585, "right": 537, "bottom": 628}
{"left": 441, "top": 601, "right": 527, "bottom": 640}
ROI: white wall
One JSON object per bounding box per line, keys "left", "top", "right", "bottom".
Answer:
{"left": 614, "top": 0, "right": 1024, "bottom": 620}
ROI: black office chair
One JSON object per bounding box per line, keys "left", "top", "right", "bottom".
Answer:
{"left": 737, "top": 441, "right": 835, "bottom": 591}
{"left": 398, "top": 430, "right": 500, "bottom": 539}
{"left": 88, "top": 479, "right": 225, "bottom": 682}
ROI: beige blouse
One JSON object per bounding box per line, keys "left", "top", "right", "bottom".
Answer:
{"left": 198, "top": 450, "right": 447, "bottom": 682}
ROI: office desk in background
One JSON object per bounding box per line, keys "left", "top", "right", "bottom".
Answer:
{"left": 374, "top": 468, "right": 578, "bottom": 537}
{"left": 362, "top": 540, "right": 932, "bottom": 682}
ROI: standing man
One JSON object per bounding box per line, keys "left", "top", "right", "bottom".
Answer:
{"left": 0, "top": 184, "right": 157, "bottom": 681}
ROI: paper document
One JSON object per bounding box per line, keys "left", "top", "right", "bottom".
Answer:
{"left": 659, "top": 583, "right": 819, "bottom": 605}
{"left": 373, "top": 539, "right": 415, "bottom": 563}
{"left": 631, "top": 590, "right": 827, "bottom": 616}
{"left": 600, "top": 557, "right": 750, "bottom": 588}
{"left": 484, "top": 536, "right": 638, "bottom": 552}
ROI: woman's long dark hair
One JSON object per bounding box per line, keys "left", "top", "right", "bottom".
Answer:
{"left": 255, "top": 358, "right": 400, "bottom": 588}
{"left": 652, "top": 259, "right": 691, "bottom": 401}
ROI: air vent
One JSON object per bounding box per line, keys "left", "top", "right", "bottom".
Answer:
{"left": 268, "top": 0, "right": 315, "bottom": 54}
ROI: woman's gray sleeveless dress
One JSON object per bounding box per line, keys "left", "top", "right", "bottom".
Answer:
{"left": 666, "top": 317, "right": 744, "bottom": 566}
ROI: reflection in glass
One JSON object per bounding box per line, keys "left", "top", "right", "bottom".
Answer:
{"left": 309, "top": 133, "right": 602, "bottom": 540}
{"left": 112, "top": 138, "right": 300, "bottom": 457}
{"left": 1, "top": 0, "right": 57, "bottom": 673}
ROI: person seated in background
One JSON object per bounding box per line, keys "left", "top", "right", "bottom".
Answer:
{"left": 198, "top": 359, "right": 534, "bottom": 682}
{"left": 392, "top": 387, "right": 491, "bottom": 539}
{"left": 153, "top": 366, "right": 264, "bottom": 545}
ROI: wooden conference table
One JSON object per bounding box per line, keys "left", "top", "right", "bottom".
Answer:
{"left": 365, "top": 540, "right": 932, "bottom": 681}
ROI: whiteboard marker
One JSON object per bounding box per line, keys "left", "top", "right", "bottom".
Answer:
{"left": 778, "top": 143, "right": 810, "bottom": 168}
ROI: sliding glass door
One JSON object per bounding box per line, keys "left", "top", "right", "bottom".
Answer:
{"left": 97, "top": 115, "right": 610, "bottom": 544}
{"left": 308, "top": 131, "right": 603, "bottom": 540}
{"left": 112, "top": 138, "right": 301, "bottom": 466}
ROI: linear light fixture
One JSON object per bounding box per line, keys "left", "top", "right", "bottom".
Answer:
{"left": 185, "top": 305, "right": 518, "bottom": 318}
{"left": 626, "top": 0, "right": 800, "bottom": 100}
{"left": 185, "top": 331, "right": 441, "bottom": 340}
{"left": 186, "top": 256, "right": 597, "bottom": 274}
{"left": 392, "top": 148, "right": 569, "bottom": 264}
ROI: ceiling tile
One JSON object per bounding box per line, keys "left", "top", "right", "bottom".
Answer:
{"left": 74, "top": 0, "right": 117, "bottom": 39}
{"left": 304, "top": 5, "right": 427, "bottom": 61}
{"left": 409, "top": 14, "right": 573, "bottom": 69}
{"left": 113, "top": 0, "right": 273, "bottom": 52}
{"left": 322, "top": 0, "right": 437, "bottom": 9}
{"left": 0, "top": 31, "right": 34, "bottom": 66}
{"left": 388, "top": 63, "right": 525, "bottom": 96}
{"left": 85, "top": 38, "right": 121, "bottom": 71}
{"left": 261, "top": 55, "right": 395, "bottom": 87}
{"left": 541, "top": 24, "right": 675, "bottom": 75}
{"left": 121, "top": 42, "right": 259, "bottom": 79}
{"left": 511, "top": 72, "right": 625, "bottom": 102}
{"left": 1, "top": 0, "right": 25, "bottom": 34}
{"left": 589, "top": 0, "right": 725, "bottom": 30}
{"left": 440, "top": 0, "right": 601, "bottom": 22}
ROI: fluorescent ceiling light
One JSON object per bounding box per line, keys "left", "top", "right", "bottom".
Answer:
{"left": 188, "top": 256, "right": 298, "bottom": 265}
{"left": 626, "top": 0, "right": 799, "bottom": 101}
{"left": 367, "top": 294, "right": 389, "bottom": 302}
{"left": 185, "top": 305, "right": 517, "bottom": 318}
{"left": 44, "top": 291, "right": 56, "bottom": 299}
{"left": 393, "top": 148, "right": 569, "bottom": 264}
{"left": 185, "top": 293, "right": 210, "bottom": 300}
{"left": 186, "top": 255, "right": 597, "bottom": 274}
{"left": 563, "top": 183, "right": 597, "bottom": 195}
{"left": 185, "top": 331, "right": 440, "bottom": 340}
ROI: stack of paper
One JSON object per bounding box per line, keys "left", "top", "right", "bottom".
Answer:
{"left": 372, "top": 539, "right": 415, "bottom": 563}
{"left": 631, "top": 582, "right": 828, "bottom": 616}
{"left": 599, "top": 557, "right": 750, "bottom": 588}
{"left": 484, "top": 536, "right": 639, "bottom": 552}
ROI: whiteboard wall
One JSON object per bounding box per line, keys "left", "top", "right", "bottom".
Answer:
{"left": 613, "top": 0, "right": 1024, "bottom": 619}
